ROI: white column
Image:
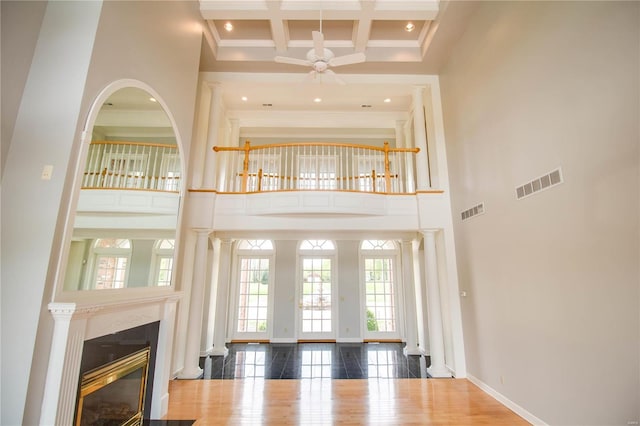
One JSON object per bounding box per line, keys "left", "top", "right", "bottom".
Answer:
{"left": 202, "top": 83, "right": 223, "bottom": 189}
{"left": 216, "top": 118, "right": 239, "bottom": 192}
{"left": 203, "top": 238, "right": 221, "bottom": 355}
{"left": 40, "top": 304, "right": 89, "bottom": 426}
{"left": 395, "top": 120, "right": 406, "bottom": 148}
{"left": 211, "top": 238, "right": 232, "bottom": 356}
{"left": 401, "top": 240, "right": 420, "bottom": 355}
{"left": 191, "top": 82, "right": 212, "bottom": 188}
{"left": 411, "top": 239, "right": 427, "bottom": 355}
{"left": 422, "top": 230, "right": 451, "bottom": 377}
{"left": 229, "top": 118, "right": 240, "bottom": 147}
{"left": 178, "top": 229, "right": 210, "bottom": 378}
{"left": 150, "top": 295, "right": 180, "bottom": 418}
{"left": 412, "top": 86, "right": 431, "bottom": 190}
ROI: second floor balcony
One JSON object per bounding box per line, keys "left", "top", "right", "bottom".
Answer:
{"left": 213, "top": 141, "right": 419, "bottom": 194}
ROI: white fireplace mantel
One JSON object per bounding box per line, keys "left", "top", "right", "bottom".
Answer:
{"left": 40, "top": 291, "right": 182, "bottom": 425}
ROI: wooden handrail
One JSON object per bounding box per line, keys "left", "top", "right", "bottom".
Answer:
{"left": 214, "top": 140, "right": 419, "bottom": 154}
{"left": 213, "top": 140, "right": 418, "bottom": 194}
{"left": 91, "top": 140, "right": 178, "bottom": 149}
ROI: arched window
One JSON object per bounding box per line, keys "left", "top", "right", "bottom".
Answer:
{"left": 234, "top": 240, "right": 275, "bottom": 338}
{"left": 152, "top": 239, "right": 175, "bottom": 286}
{"left": 237, "top": 239, "right": 274, "bottom": 250}
{"left": 299, "top": 239, "right": 335, "bottom": 250}
{"left": 361, "top": 240, "right": 399, "bottom": 337}
{"left": 360, "top": 239, "right": 396, "bottom": 250}
{"left": 92, "top": 238, "right": 131, "bottom": 289}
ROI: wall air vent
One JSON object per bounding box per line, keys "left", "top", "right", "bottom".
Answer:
{"left": 461, "top": 202, "right": 485, "bottom": 221}
{"left": 516, "top": 167, "right": 563, "bottom": 200}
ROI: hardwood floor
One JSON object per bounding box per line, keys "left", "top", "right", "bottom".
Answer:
{"left": 164, "top": 378, "right": 530, "bottom": 425}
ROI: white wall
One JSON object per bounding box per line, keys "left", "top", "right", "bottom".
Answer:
{"left": 1, "top": 3, "right": 104, "bottom": 424}
{"left": 272, "top": 240, "right": 297, "bottom": 340}
{"left": 337, "top": 241, "right": 363, "bottom": 341}
{"left": 1, "top": 1, "right": 203, "bottom": 424}
{"left": 440, "top": 1, "right": 639, "bottom": 424}
{"left": 0, "top": 1, "right": 47, "bottom": 176}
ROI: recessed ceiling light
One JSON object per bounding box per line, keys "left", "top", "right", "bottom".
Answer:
{"left": 149, "top": 97, "right": 157, "bottom": 102}
{"left": 384, "top": 98, "right": 391, "bottom": 103}
{"left": 224, "top": 22, "right": 233, "bottom": 32}
{"left": 241, "top": 96, "right": 248, "bottom": 102}
{"left": 405, "top": 22, "right": 415, "bottom": 32}
{"left": 314, "top": 98, "right": 322, "bottom": 103}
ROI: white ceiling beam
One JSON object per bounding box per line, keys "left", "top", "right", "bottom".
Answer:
{"left": 203, "top": 21, "right": 219, "bottom": 59}
{"left": 267, "top": 1, "right": 289, "bottom": 52}
{"left": 420, "top": 20, "right": 439, "bottom": 58}
{"left": 353, "top": 1, "right": 374, "bottom": 52}
{"left": 230, "top": 110, "right": 409, "bottom": 130}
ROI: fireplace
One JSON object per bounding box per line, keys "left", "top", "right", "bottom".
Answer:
{"left": 43, "top": 294, "right": 181, "bottom": 425}
{"left": 76, "top": 347, "right": 150, "bottom": 426}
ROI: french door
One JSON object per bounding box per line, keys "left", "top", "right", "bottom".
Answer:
{"left": 298, "top": 256, "right": 335, "bottom": 340}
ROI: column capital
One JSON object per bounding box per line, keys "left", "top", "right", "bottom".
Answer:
{"left": 193, "top": 228, "right": 212, "bottom": 236}
{"left": 204, "top": 81, "right": 223, "bottom": 91}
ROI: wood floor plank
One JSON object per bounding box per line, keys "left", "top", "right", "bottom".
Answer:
{"left": 164, "top": 379, "right": 530, "bottom": 425}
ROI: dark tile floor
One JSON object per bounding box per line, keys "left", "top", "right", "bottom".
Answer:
{"left": 199, "top": 342, "right": 431, "bottom": 379}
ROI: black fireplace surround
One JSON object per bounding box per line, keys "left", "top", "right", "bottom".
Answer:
{"left": 74, "top": 321, "right": 160, "bottom": 424}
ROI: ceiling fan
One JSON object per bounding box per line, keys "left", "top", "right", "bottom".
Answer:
{"left": 274, "top": 19, "right": 366, "bottom": 84}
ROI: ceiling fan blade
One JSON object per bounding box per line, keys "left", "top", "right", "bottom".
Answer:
{"left": 328, "top": 52, "right": 366, "bottom": 67}
{"left": 312, "top": 31, "right": 325, "bottom": 57}
{"left": 324, "top": 69, "right": 346, "bottom": 85}
{"left": 274, "top": 56, "right": 313, "bottom": 67}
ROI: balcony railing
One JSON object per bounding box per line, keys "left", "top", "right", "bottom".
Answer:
{"left": 213, "top": 141, "right": 419, "bottom": 194}
{"left": 82, "top": 141, "right": 181, "bottom": 192}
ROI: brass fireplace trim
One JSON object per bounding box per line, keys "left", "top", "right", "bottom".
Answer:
{"left": 76, "top": 346, "right": 150, "bottom": 426}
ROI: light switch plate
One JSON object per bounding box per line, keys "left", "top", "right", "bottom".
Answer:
{"left": 41, "top": 165, "right": 53, "bottom": 180}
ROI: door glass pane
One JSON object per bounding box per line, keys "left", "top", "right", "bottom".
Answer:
{"left": 301, "top": 257, "right": 332, "bottom": 333}
{"left": 156, "top": 257, "right": 173, "bottom": 286}
{"left": 237, "top": 258, "right": 270, "bottom": 333}
{"left": 364, "top": 257, "right": 396, "bottom": 332}
{"left": 95, "top": 256, "right": 128, "bottom": 289}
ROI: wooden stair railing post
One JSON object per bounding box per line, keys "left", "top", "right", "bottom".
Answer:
{"left": 372, "top": 169, "right": 376, "bottom": 192}
{"left": 384, "top": 141, "right": 391, "bottom": 193}
{"left": 242, "top": 140, "right": 251, "bottom": 193}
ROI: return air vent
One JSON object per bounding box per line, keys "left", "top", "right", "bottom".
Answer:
{"left": 516, "top": 167, "right": 563, "bottom": 200}
{"left": 461, "top": 202, "right": 485, "bottom": 221}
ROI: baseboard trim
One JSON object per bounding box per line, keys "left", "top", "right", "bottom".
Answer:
{"left": 337, "top": 337, "right": 363, "bottom": 343}
{"left": 466, "top": 374, "right": 548, "bottom": 425}
{"left": 270, "top": 338, "right": 297, "bottom": 343}
{"left": 171, "top": 368, "right": 182, "bottom": 379}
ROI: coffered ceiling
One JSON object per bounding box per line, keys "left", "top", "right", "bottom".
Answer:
{"left": 201, "top": 0, "right": 438, "bottom": 67}
{"left": 199, "top": 0, "right": 477, "bottom": 75}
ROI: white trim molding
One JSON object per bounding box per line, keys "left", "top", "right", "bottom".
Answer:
{"left": 466, "top": 374, "right": 548, "bottom": 426}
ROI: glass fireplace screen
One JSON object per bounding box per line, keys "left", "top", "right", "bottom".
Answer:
{"left": 76, "top": 346, "right": 150, "bottom": 426}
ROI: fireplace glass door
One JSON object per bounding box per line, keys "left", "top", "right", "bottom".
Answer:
{"left": 76, "top": 347, "right": 150, "bottom": 426}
